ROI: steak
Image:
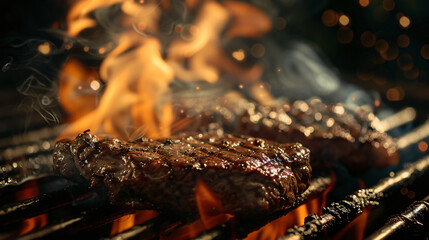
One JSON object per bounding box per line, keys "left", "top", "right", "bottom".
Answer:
{"left": 173, "top": 93, "right": 399, "bottom": 174}
{"left": 53, "top": 132, "right": 311, "bottom": 218}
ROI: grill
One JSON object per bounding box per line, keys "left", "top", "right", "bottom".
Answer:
{"left": 1, "top": 94, "right": 429, "bottom": 240}
{"left": 1, "top": 1, "right": 429, "bottom": 239}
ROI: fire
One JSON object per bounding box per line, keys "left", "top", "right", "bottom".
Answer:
{"left": 110, "top": 210, "right": 158, "bottom": 235}
{"left": 60, "top": 0, "right": 272, "bottom": 140}
{"left": 16, "top": 181, "right": 48, "bottom": 236}
{"left": 161, "top": 180, "right": 232, "bottom": 240}
{"left": 58, "top": 0, "right": 310, "bottom": 238}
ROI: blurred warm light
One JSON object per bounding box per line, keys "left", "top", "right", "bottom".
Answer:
{"left": 397, "top": 54, "right": 413, "bottom": 71}
{"left": 174, "top": 24, "right": 184, "bottom": 33}
{"left": 189, "top": 25, "right": 200, "bottom": 36}
{"left": 374, "top": 99, "right": 380, "bottom": 107}
{"left": 418, "top": 141, "right": 428, "bottom": 152}
{"left": 382, "top": 0, "right": 395, "bottom": 11}
{"left": 403, "top": 68, "right": 420, "bottom": 80}
{"left": 65, "top": 42, "right": 73, "bottom": 50}
{"left": 232, "top": 49, "right": 246, "bottom": 61}
{"left": 83, "top": 46, "right": 89, "bottom": 52}
{"left": 398, "top": 16, "right": 411, "bottom": 28}
{"left": 338, "top": 14, "right": 350, "bottom": 26}
{"left": 38, "top": 42, "right": 51, "bottom": 55}
{"left": 274, "top": 17, "right": 287, "bottom": 30}
{"left": 360, "top": 32, "right": 376, "bottom": 47}
{"left": 375, "top": 39, "right": 388, "bottom": 53}
{"left": 421, "top": 44, "right": 429, "bottom": 59}
{"left": 359, "top": 0, "right": 370, "bottom": 7}
{"left": 380, "top": 43, "right": 399, "bottom": 61}
{"left": 98, "top": 47, "right": 106, "bottom": 54}
{"left": 337, "top": 27, "right": 353, "bottom": 44}
{"left": 386, "top": 87, "right": 404, "bottom": 101}
{"left": 397, "top": 34, "right": 410, "bottom": 48}
{"left": 322, "top": 10, "right": 338, "bottom": 27}
{"left": 90, "top": 80, "right": 101, "bottom": 91}
{"left": 250, "top": 43, "right": 266, "bottom": 58}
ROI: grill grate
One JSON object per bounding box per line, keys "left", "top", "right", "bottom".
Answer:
{"left": 1, "top": 111, "right": 429, "bottom": 240}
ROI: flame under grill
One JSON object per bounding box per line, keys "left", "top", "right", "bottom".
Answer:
{"left": 1, "top": 111, "right": 429, "bottom": 240}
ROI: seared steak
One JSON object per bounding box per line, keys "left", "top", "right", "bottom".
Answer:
{"left": 173, "top": 93, "right": 399, "bottom": 174}
{"left": 54, "top": 132, "right": 311, "bottom": 218}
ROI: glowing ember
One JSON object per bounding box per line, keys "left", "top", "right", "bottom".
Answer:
{"left": 232, "top": 49, "right": 246, "bottom": 61}
{"left": 38, "top": 42, "right": 51, "bottom": 55}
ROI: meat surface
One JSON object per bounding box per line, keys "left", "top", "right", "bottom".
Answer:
{"left": 54, "top": 132, "right": 311, "bottom": 218}
{"left": 172, "top": 92, "right": 399, "bottom": 174}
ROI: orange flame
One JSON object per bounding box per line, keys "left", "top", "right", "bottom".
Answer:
{"left": 16, "top": 181, "right": 48, "bottom": 236}
{"left": 162, "top": 180, "right": 232, "bottom": 240}
{"left": 60, "top": 0, "right": 272, "bottom": 140}
{"left": 58, "top": 59, "right": 99, "bottom": 121}
{"left": 110, "top": 210, "right": 159, "bottom": 236}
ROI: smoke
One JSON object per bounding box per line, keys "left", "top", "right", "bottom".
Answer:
{"left": 262, "top": 38, "right": 375, "bottom": 109}
{"left": 0, "top": 32, "right": 72, "bottom": 128}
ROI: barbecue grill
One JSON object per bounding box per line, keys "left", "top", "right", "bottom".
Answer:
{"left": 1, "top": 0, "right": 429, "bottom": 239}
{"left": 1, "top": 90, "right": 428, "bottom": 240}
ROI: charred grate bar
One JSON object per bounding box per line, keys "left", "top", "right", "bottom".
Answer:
{"left": 15, "top": 206, "right": 134, "bottom": 240}
{"left": 279, "top": 155, "right": 429, "bottom": 240}
{"left": 365, "top": 194, "right": 429, "bottom": 240}
{"left": 0, "top": 184, "right": 90, "bottom": 226}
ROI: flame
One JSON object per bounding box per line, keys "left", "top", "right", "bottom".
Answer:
{"left": 245, "top": 173, "right": 336, "bottom": 240}
{"left": 60, "top": 0, "right": 272, "bottom": 139}
{"left": 162, "top": 180, "right": 232, "bottom": 240}
{"left": 16, "top": 181, "right": 48, "bottom": 236}
{"left": 110, "top": 210, "right": 159, "bottom": 236}
{"left": 110, "top": 214, "right": 136, "bottom": 235}
{"left": 58, "top": 59, "right": 99, "bottom": 121}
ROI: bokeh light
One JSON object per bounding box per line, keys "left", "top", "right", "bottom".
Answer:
{"left": 359, "top": 0, "right": 370, "bottom": 7}
{"left": 338, "top": 14, "right": 350, "bottom": 26}
{"left": 337, "top": 27, "right": 354, "bottom": 44}
{"left": 232, "top": 49, "right": 245, "bottom": 61}
{"left": 38, "top": 42, "right": 51, "bottom": 55}
{"left": 398, "top": 16, "right": 411, "bottom": 28}
{"left": 322, "top": 10, "right": 338, "bottom": 27}
{"left": 397, "top": 34, "right": 410, "bottom": 48}
{"left": 421, "top": 44, "right": 429, "bottom": 60}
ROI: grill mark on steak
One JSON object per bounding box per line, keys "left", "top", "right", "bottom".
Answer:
{"left": 173, "top": 93, "right": 399, "bottom": 174}
{"left": 54, "top": 132, "right": 311, "bottom": 218}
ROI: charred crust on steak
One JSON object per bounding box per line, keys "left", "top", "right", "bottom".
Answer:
{"left": 173, "top": 93, "right": 399, "bottom": 174}
{"left": 53, "top": 132, "right": 312, "bottom": 218}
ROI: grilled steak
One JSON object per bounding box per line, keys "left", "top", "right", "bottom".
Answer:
{"left": 173, "top": 93, "right": 399, "bottom": 174}
{"left": 53, "top": 132, "right": 311, "bottom": 218}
